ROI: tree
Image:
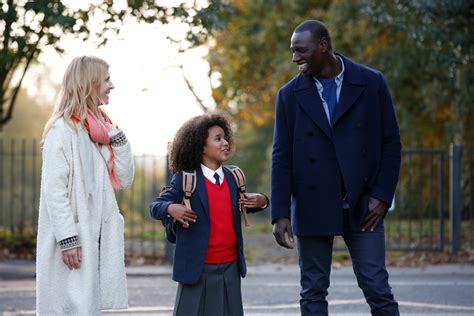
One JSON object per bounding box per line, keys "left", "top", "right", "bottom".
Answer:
{"left": 209, "top": 0, "right": 331, "bottom": 192}
{"left": 0, "top": 0, "right": 231, "bottom": 129}
{"left": 209, "top": 0, "right": 473, "bottom": 196}
{"left": 353, "top": 0, "right": 473, "bottom": 147}
{"left": 357, "top": 0, "right": 473, "bottom": 218}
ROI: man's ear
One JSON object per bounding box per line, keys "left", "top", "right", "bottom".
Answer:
{"left": 319, "top": 37, "right": 329, "bottom": 53}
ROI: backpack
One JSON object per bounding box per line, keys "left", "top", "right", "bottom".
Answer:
{"left": 160, "top": 165, "right": 249, "bottom": 243}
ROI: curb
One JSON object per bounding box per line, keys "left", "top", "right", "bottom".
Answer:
{"left": 1, "top": 260, "right": 473, "bottom": 280}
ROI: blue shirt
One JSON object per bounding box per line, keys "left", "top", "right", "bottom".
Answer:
{"left": 314, "top": 55, "right": 345, "bottom": 125}
{"left": 314, "top": 56, "right": 349, "bottom": 208}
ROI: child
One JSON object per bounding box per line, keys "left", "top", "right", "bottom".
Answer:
{"left": 149, "top": 113, "right": 268, "bottom": 316}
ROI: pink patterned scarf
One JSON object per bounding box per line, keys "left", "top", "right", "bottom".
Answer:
{"left": 71, "top": 109, "right": 121, "bottom": 189}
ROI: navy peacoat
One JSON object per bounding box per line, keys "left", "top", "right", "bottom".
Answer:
{"left": 271, "top": 54, "right": 401, "bottom": 236}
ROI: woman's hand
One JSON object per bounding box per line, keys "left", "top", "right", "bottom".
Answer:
{"left": 239, "top": 193, "right": 267, "bottom": 208}
{"left": 62, "top": 247, "right": 82, "bottom": 270}
{"left": 105, "top": 123, "right": 128, "bottom": 147}
{"left": 167, "top": 203, "right": 197, "bottom": 228}
{"left": 105, "top": 122, "right": 121, "bottom": 138}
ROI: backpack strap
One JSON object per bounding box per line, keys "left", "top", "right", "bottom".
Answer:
{"left": 225, "top": 165, "right": 250, "bottom": 226}
{"left": 159, "top": 170, "right": 196, "bottom": 243}
{"left": 182, "top": 170, "right": 197, "bottom": 209}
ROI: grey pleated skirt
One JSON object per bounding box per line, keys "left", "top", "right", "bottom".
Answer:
{"left": 174, "top": 260, "right": 243, "bottom": 316}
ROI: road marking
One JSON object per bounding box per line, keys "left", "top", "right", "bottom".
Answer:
{"left": 0, "top": 286, "right": 35, "bottom": 292}
{"left": 400, "top": 301, "right": 474, "bottom": 311}
{"left": 101, "top": 300, "right": 474, "bottom": 313}
{"left": 10, "top": 299, "right": 474, "bottom": 315}
{"left": 262, "top": 280, "right": 474, "bottom": 286}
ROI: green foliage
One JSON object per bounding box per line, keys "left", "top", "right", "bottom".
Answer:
{"left": 335, "top": 0, "right": 474, "bottom": 148}
{"left": 0, "top": 227, "right": 37, "bottom": 259}
{"left": 0, "top": 0, "right": 232, "bottom": 128}
{"left": 210, "top": 0, "right": 331, "bottom": 193}
{"left": 209, "top": 0, "right": 473, "bottom": 206}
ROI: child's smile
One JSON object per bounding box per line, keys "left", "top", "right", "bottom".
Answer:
{"left": 202, "top": 125, "right": 230, "bottom": 169}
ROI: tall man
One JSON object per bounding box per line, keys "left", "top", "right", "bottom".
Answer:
{"left": 271, "top": 20, "right": 401, "bottom": 315}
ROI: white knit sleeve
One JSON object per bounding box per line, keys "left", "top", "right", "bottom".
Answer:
{"left": 111, "top": 141, "right": 135, "bottom": 189}
{"left": 42, "top": 123, "right": 79, "bottom": 242}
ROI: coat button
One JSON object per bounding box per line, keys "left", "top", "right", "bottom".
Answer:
{"left": 309, "top": 185, "right": 316, "bottom": 191}
{"left": 364, "top": 177, "right": 368, "bottom": 182}
{"left": 309, "top": 157, "right": 316, "bottom": 163}
{"left": 307, "top": 131, "right": 314, "bottom": 136}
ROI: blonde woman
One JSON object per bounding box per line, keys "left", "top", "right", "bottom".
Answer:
{"left": 36, "top": 56, "right": 134, "bottom": 315}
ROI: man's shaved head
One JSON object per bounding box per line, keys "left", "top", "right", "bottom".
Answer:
{"left": 294, "top": 20, "right": 332, "bottom": 50}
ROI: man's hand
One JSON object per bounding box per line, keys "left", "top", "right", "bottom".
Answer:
{"left": 272, "top": 218, "right": 294, "bottom": 249}
{"left": 167, "top": 203, "right": 197, "bottom": 228}
{"left": 361, "top": 197, "right": 387, "bottom": 231}
{"left": 239, "top": 193, "right": 267, "bottom": 208}
{"left": 62, "top": 247, "right": 82, "bottom": 270}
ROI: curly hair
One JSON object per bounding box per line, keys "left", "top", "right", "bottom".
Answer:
{"left": 168, "top": 113, "right": 234, "bottom": 173}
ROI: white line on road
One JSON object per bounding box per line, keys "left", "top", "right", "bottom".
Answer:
{"left": 243, "top": 300, "right": 474, "bottom": 312}
{"left": 9, "top": 299, "right": 474, "bottom": 315}
{"left": 261, "top": 280, "right": 474, "bottom": 286}
{"left": 400, "top": 301, "right": 474, "bottom": 311}
{"left": 107, "top": 300, "right": 474, "bottom": 313}
{"left": 0, "top": 286, "right": 35, "bottom": 292}
{"left": 5, "top": 278, "right": 474, "bottom": 293}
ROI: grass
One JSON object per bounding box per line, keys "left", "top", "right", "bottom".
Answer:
{"left": 1, "top": 216, "right": 472, "bottom": 261}
{"left": 244, "top": 216, "right": 473, "bottom": 250}
{"left": 0, "top": 227, "right": 37, "bottom": 259}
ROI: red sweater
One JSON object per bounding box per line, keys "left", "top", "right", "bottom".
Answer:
{"left": 204, "top": 177, "right": 238, "bottom": 263}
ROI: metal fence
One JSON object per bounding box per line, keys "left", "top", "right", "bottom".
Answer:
{"left": 0, "top": 139, "right": 41, "bottom": 234}
{"left": 330, "top": 149, "right": 448, "bottom": 251}
{"left": 0, "top": 138, "right": 472, "bottom": 258}
{"left": 0, "top": 138, "right": 169, "bottom": 258}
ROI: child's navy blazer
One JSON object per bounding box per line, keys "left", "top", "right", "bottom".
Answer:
{"left": 150, "top": 167, "right": 268, "bottom": 285}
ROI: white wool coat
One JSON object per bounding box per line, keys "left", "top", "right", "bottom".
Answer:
{"left": 36, "top": 118, "right": 134, "bottom": 315}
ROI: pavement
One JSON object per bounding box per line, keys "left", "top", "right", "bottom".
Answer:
{"left": 1, "top": 260, "right": 474, "bottom": 315}
{"left": 2, "top": 259, "right": 473, "bottom": 279}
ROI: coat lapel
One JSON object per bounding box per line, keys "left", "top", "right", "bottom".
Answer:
{"left": 333, "top": 54, "right": 365, "bottom": 125}
{"left": 294, "top": 74, "right": 332, "bottom": 138}
{"left": 196, "top": 168, "right": 210, "bottom": 218}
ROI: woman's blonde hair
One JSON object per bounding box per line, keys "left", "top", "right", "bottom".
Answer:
{"left": 42, "top": 55, "right": 110, "bottom": 140}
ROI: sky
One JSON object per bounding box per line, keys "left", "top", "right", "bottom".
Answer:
{"left": 23, "top": 4, "right": 215, "bottom": 156}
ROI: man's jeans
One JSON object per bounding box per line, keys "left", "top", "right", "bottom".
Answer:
{"left": 297, "top": 222, "right": 399, "bottom": 316}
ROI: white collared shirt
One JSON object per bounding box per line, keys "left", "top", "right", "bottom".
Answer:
{"left": 314, "top": 55, "right": 345, "bottom": 125}
{"left": 201, "top": 163, "right": 269, "bottom": 208}
{"left": 200, "top": 164, "right": 225, "bottom": 184}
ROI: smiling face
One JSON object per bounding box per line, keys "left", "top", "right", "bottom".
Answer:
{"left": 290, "top": 30, "right": 326, "bottom": 77}
{"left": 202, "top": 125, "right": 230, "bottom": 170}
{"left": 96, "top": 75, "right": 115, "bottom": 105}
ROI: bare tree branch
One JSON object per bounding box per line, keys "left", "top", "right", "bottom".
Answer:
{"left": 179, "top": 64, "right": 209, "bottom": 113}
